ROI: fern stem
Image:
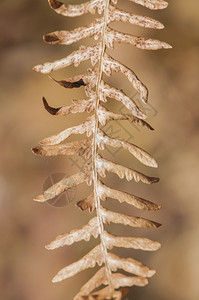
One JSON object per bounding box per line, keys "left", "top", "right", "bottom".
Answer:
{"left": 92, "top": 0, "right": 114, "bottom": 295}
{"left": 33, "top": 0, "right": 171, "bottom": 297}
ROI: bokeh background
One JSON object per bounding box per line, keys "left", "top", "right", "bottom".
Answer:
{"left": 0, "top": 0, "right": 199, "bottom": 299}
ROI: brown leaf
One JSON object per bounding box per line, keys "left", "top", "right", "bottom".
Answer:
{"left": 101, "top": 207, "right": 161, "bottom": 228}
{"left": 107, "top": 28, "right": 172, "bottom": 50}
{"left": 52, "top": 245, "right": 103, "bottom": 282}
{"left": 49, "top": 77, "right": 86, "bottom": 89}
{"left": 34, "top": 172, "right": 87, "bottom": 202}
{"left": 42, "top": 97, "right": 61, "bottom": 115}
{"left": 109, "top": 5, "right": 164, "bottom": 29}
{"left": 104, "top": 54, "right": 149, "bottom": 103}
{"left": 39, "top": 118, "right": 94, "bottom": 146}
{"left": 76, "top": 194, "right": 95, "bottom": 212}
{"left": 33, "top": 44, "right": 101, "bottom": 74}
{"left": 98, "top": 105, "right": 154, "bottom": 129}
{"left": 108, "top": 252, "right": 156, "bottom": 277}
{"left": 43, "top": 97, "right": 94, "bottom": 117}
{"left": 98, "top": 181, "right": 161, "bottom": 211}
{"left": 74, "top": 268, "right": 147, "bottom": 299}
{"left": 44, "top": 19, "right": 103, "bottom": 45}
{"left": 104, "top": 231, "right": 161, "bottom": 251}
{"left": 99, "top": 81, "right": 146, "bottom": 119}
{"left": 48, "top": 0, "right": 106, "bottom": 17}
{"left": 98, "top": 130, "right": 158, "bottom": 168}
{"left": 96, "top": 155, "right": 159, "bottom": 184}
{"left": 32, "top": 138, "right": 92, "bottom": 158}
{"left": 129, "top": 0, "right": 168, "bottom": 10}
{"left": 74, "top": 267, "right": 107, "bottom": 299}
{"left": 46, "top": 217, "right": 99, "bottom": 250}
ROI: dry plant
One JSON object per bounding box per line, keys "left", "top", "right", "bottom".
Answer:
{"left": 32, "top": 0, "right": 171, "bottom": 299}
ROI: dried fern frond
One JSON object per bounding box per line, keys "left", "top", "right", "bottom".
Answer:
{"left": 33, "top": 0, "right": 171, "bottom": 299}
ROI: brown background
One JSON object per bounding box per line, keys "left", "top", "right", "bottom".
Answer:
{"left": 0, "top": 0, "right": 199, "bottom": 299}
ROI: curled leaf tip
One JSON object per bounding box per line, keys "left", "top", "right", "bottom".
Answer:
{"left": 32, "top": 147, "right": 40, "bottom": 155}
{"left": 42, "top": 97, "right": 60, "bottom": 115}
{"left": 33, "top": 196, "right": 44, "bottom": 202}
{"left": 44, "top": 34, "right": 60, "bottom": 44}
{"left": 49, "top": 0, "right": 63, "bottom": 9}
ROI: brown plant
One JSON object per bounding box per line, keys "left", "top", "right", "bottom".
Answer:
{"left": 32, "top": 0, "right": 171, "bottom": 299}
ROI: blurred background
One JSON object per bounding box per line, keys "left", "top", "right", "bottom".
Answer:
{"left": 0, "top": 0, "right": 199, "bottom": 299}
